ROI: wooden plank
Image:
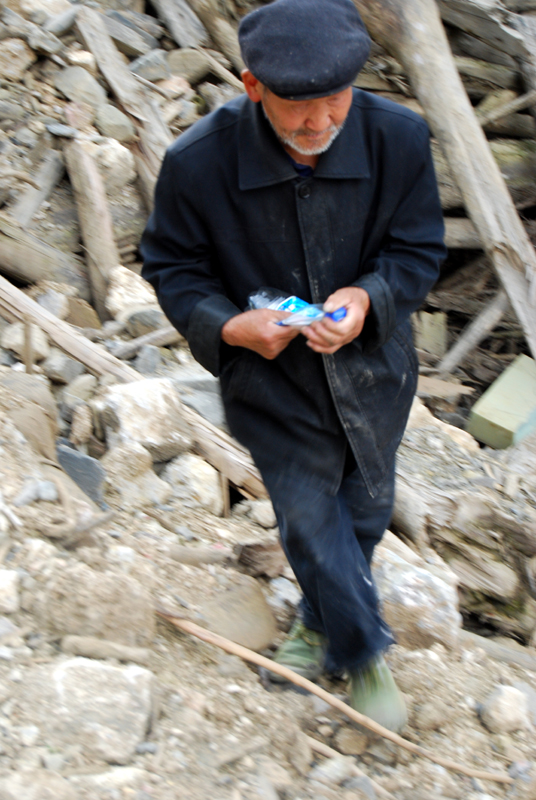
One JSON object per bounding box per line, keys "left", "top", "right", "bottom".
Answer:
{"left": 150, "top": 0, "right": 208, "bottom": 48}
{"left": 437, "top": 0, "right": 528, "bottom": 58}
{"left": 76, "top": 6, "right": 172, "bottom": 180}
{"left": 10, "top": 150, "right": 64, "bottom": 228}
{"left": 64, "top": 141, "right": 120, "bottom": 320}
{"left": 103, "top": 15, "right": 153, "bottom": 56}
{"left": 354, "top": 0, "right": 536, "bottom": 360}
{"left": 113, "top": 324, "right": 181, "bottom": 359}
{"left": 0, "top": 212, "right": 90, "bottom": 299}
{"left": 444, "top": 217, "right": 482, "bottom": 248}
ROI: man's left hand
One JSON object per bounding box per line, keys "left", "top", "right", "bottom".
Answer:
{"left": 302, "top": 287, "right": 370, "bottom": 354}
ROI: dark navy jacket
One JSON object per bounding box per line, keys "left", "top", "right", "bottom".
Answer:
{"left": 141, "top": 90, "right": 446, "bottom": 496}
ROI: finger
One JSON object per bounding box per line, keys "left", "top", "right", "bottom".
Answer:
{"left": 307, "top": 340, "right": 340, "bottom": 354}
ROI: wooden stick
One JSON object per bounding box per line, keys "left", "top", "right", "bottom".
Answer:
{"left": 354, "top": 0, "right": 536, "bottom": 356}
{"left": 10, "top": 150, "right": 64, "bottom": 228}
{"left": 437, "top": 290, "right": 509, "bottom": 374}
{"left": 306, "top": 736, "right": 395, "bottom": 800}
{"left": 64, "top": 140, "right": 120, "bottom": 320}
{"left": 112, "top": 324, "right": 181, "bottom": 359}
{"left": 157, "top": 611, "right": 513, "bottom": 784}
{"left": 23, "top": 316, "right": 34, "bottom": 375}
{"left": 477, "top": 87, "right": 536, "bottom": 126}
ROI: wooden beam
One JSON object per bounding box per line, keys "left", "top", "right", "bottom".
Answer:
{"left": 149, "top": 0, "right": 208, "bottom": 48}
{"left": 354, "top": 0, "right": 536, "bottom": 360}
{"left": 10, "top": 150, "right": 64, "bottom": 228}
{"left": 64, "top": 141, "right": 120, "bottom": 320}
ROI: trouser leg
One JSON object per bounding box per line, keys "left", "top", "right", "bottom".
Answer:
{"left": 263, "top": 461, "right": 395, "bottom": 674}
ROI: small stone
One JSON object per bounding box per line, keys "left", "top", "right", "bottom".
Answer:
{"left": 1, "top": 322, "right": 49, "bottom": 362}
{"left": 56, "top": 444, "right": 106, "bottom": 507}
{"left": 161, "top": 453, "right": 223, "bottom": 515}
{"left": 97, "top": 377, "right": 192, "bottom": 461}
{"left": 130, "top": 49, "right": 170, "bottom": 81}
{"left": 344, "top": 775, "right": 376, "bottom": 799}
{"left": 21, "top": 658, "right": 154, "bottom": 764}
{"left": 366, "top": 740, "right": 398, "bottom": 766}
{"left": 46, "top": 122, "right": 79, "bottom": 138}
{"left": 0, "top": 38, "right": 36, "bottom": 81}
{"left": 54, "top": 65, "right": 107, "bottom": 109}
{"left": 414, "top": 700, "right": 452, "bottom": 731}
{"left": 37, "top": 480, "right": 58, "bottom": 501}
{"left": 102, "top": 442, "right": 172, "bottom": 508}
{"left": 136, "top": 741, "right": 158, "bottom": 754}
{"left": 248, "top": 499, "right": 277, "bottom": 528}
{"left": 268, "top": 576, "right": 301, "bottom": 611}
{"left": 20, "top": 0, "right": 71, "bottom": 21}
{"left": 126, "top": 307, "right": 167, "bottom": 337}
{"left": 64, "top": 100, "right": 95, "bottom": 131}
{"left": 95, "top": 138, "right": 136, "bottom": 193}
{"left": 41, "top": 751, "right": 66, "bottom": 771}
{"left": 0, "top": 100, "right": 25, "bottom": 121}
{"left": 309, "top": 755, "right": 356, "bottom": 786}
{"left": 167, "top": 48, "right": 212, "bottom": 84}
{"left": 42, "top": 347, "right": 84, "bottom": 384}
{"left": 334, "top": 727, "right": 368, "bottom": 756}
{"left": 36, "top": 289, "right": 69, "bottom": 320}
{"left": 70, "top": 403, "right": 93, "bottom": 445}
{"left": 19, "top": 724, "right": 39, "bottom": 746}
{"left": 12, "top": 127, "right": 37, "bottom": 147}
{"left": 480, "top": 686, "right": 530, "bottom": 733}
{"left": 95, "top": 103, "right": 136, "bottom": 143}
{"left": 66, "top": 48, "right": 97, "bottom": 76}
{"left": 66, "top": 297, "right": 101, "bottom": 329}
{"left": 61, "top": 373, "right": 98, "bottom": 420}
{"left": 0, "top": 348, "right": 16, "bottom": 367}
{"left": 106, "top": 266, "right": 157, "bottom": 320}
{"left": 135, "top": 344, "right": 161, "bottom": 375}
{"left": 44, "top": 5, "right": 78, "bottom": 36}
{"left": 0, "top": 570, "right": 20, "bottom": 614}
{"left": 514, "top": 682, "right": 536, "bottom": 726}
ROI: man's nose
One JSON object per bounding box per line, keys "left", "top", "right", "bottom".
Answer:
{"left": 305, "top": 106, "right": 332, "bottom": 132}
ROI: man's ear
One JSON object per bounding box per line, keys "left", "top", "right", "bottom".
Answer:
{"left": 241, "top": 69, "right": 263, "bottom": 103}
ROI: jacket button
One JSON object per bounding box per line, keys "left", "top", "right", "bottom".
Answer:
{"left": 298, "top": 183, "right": 311, "bottom": 199}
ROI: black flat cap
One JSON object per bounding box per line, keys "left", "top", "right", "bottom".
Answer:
{"left": 238, "top": 0, "right": 371, "bottom": 101}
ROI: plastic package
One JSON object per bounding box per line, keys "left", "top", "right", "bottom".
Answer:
{"left": 248, "top": 287, "right": 347, "bottom": 327}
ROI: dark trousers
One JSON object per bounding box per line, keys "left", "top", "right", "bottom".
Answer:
{"left": 262, "top": 449, "right": 395, "bottom": 674}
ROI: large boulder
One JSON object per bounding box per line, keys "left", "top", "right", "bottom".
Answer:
{"left": 161, "top": 453, "right": 223, "bottom": 515}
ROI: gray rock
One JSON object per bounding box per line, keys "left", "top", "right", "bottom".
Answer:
{"left": 0, "top": 770, "right": 76, "bottom": 800}
{"left": 309, "top": 755, "right": 356, "bottom": 786}
{"left": 21, "top": 658, "right": 154, "bottom": 764}
{"left": 0, "top": 100, "right": 26, "bottom": 121}
{"left": 167, "top": 47, "right": 212, "bottom": 84}
{"left": 268, "top": 576, "right": 301, "bottom": 612}
{"left": 12, "top": 127, "right": 37, "bottom": 147}
{"left": 480, "top": 686, "right": 530, "bottom": 733}
{"left": 101, "top": 442, "right": 172, "bottom": 508}
{"left": 36, "top": 289, "right": 69, "bottom": 320}
{"left": 46, "top": 122, "right": 80, "bottom": 139}
{"left": 13, "top": 479, "right": 58, "bottom": 506}
{"left": 0, "top": 348, "right": 15, "bottom": 367}
{"left": 513, "top": 681, "right": 536, "bottom": 726}
{"left": 55, "top": 66, "right": 107, "bottom": 109}
{"left": 42, "top": 348, "right": 85, "bottom": 384}
{"left": 40, "top": 560, "right": 155, "bottom": 647}
{"left": 171, "top": 362, "right": 226, "bottom": 430}
{"left": 0, "top": 38, "right": 36, "bottom": 81}
{"left": 96, "top": 378, "right": 193, "bottom": 461}
{"left": 61, "top": 373, "right": 98, "bottom": 420}
{"left": 126, "top": 307, "right": 166, "bottom": 337}
{"left": 0, "top": 570, "right": 19, "bottom": 614}
{"left": 95, "top": 103, "right": 136, "bottom": 143}
{"left": 56, "top": 443, "right": 106, "bottom": 507}
{"left": 95, "top": 138, "right": 136, "bottom": 192}
{"left": 130, "top": 49, "right": 170, "bottom": 81}
{"left": 414, "top": 700, "right": 452, "bottom": 731}
{"left": 134, "top": 345, "right": 161, "bottom": 375}
{"left": 2, "top": 7, "right": 63, "bottom": 55}
{"left": 344, "top": 774, "right": 377, "bottom": 799}
{"left": 1, "top": 322, "right": 49, "bottom": 362}
{"left": 44, "top": 6, "right": 78, "bottom": 35}
{"left": 161, "top": 453, "right": 223, "bottom": 515}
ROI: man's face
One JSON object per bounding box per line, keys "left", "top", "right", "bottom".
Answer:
{"left": 260, "top": 86, "right": 353, "bottom": 156}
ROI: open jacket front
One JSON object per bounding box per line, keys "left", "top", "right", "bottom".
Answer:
{"left": 141, "top": 89, "right": 447, "bottom": 496}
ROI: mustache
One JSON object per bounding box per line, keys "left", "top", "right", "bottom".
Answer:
{"left": 292, "top": 124, "right": 340, "bottom": 138}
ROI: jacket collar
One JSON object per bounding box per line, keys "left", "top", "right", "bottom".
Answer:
{"left": 237, "top": 89, "right": 370, "bottom": 191}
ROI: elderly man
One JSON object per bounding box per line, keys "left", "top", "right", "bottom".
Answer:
{"left": 141, "top": 0, "right": 446, "bottom": 731}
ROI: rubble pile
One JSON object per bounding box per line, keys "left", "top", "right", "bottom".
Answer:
{"left": 0, "top": 0, "right": 533, "bottom": 796}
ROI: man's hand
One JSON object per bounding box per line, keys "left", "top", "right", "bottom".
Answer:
{"left": 222, "top": 308, "right": 300, "bottom": 359}
{"left": 303, "top": 287, "right": 371, "bottom": 354}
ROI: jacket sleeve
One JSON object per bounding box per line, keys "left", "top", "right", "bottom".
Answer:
{"left": 140, "top": 148, "right": 240, "bottom": 376}
{"left": 354, "top": 127, "right": 447, "bottom": 354}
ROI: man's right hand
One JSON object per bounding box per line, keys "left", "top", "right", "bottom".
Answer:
{"left": 221, "top": 309, "right": 300, "bottom": 360}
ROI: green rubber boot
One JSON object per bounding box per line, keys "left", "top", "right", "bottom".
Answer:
{"left": 271, "top": 620, "right": 326, "bottom": 682}
{"left": 349, "top": 655, "right": 407, "bottom": 733}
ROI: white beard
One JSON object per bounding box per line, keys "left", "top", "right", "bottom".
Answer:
{"left": 262, "top": 103, "right": 345, "bottom": 156}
